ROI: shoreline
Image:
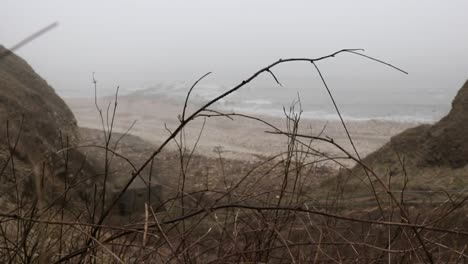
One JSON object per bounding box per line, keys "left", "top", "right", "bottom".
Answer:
{"left": 65, "top": 95, "right": 420, "bottom": 167}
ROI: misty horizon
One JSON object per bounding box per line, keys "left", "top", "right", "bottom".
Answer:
{"left": 2, "top": 1, "right": 468, "bottom": 121}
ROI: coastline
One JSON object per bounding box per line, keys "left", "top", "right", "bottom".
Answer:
{"left": 66, "top": 95, "right": 420, "bottom": 168}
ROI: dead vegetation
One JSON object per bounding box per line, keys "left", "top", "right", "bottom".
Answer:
{"left": 0, "top": 46, "right": 467, "bottom": 264}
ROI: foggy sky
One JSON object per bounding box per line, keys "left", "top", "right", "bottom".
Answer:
{"left": 2, "top": 1, "right": 468, "bottom": 102}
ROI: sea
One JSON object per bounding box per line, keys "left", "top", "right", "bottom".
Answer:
{"left": 124, "top": 81, "right": 452, "bottom": 123}
{"left": 62, "top": 80, "right": 453, "bottom": 124}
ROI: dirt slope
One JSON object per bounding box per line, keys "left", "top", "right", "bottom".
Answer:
{"left": 323, "top": 80, "right": 468, "bottom": 193}
{"left": 423, "top": 80, "right": 468, "bottom": 167}
{"left": 0, "top": 45, "right": 95, "bottom": 208}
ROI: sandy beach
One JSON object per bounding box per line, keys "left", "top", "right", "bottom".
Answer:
{"left": 66, "top": 95, "right": 419, "bottom": 168}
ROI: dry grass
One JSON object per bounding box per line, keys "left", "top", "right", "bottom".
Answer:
{"left": 1, "top": 50, "right": 468, "bottom": 264}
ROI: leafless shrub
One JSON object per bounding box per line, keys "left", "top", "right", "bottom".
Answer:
{"left": 0, "top": 49, "right": 467, "bottom": 264}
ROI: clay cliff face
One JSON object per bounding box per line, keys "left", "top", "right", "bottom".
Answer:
{"left": 0, "top": 45, "right": 94, "bottom": 207}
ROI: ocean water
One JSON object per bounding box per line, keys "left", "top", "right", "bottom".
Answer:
{"left": 126, "top": 81, "right": 451, "bottom": 123}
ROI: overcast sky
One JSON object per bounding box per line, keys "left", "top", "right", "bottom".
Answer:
{"left": 2, "top": 1, "right": 468, "bottom": 101}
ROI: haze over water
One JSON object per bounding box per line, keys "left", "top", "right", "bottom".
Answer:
{"left": 2, "top": 1, "right": 468, "bottom": 122}
{"left": 129, "top": 80, "right": 451, "bottom": 122}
